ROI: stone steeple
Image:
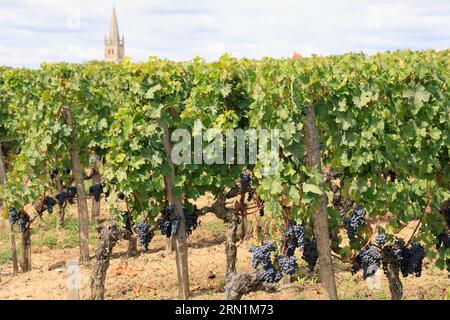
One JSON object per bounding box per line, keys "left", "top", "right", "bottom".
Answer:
{"left": 104, "top": 6, "right": 124, "bottom": 64}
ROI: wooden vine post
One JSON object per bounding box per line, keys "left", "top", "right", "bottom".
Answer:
{"left": 20, "top": 226, "right": 32, "bottom": 272}
{"left": 303, "top": 104, "right": 338, "bottom": 300}
{"left": 160, "top": 120, "right": 190, "bottom": 300}
{"left": 0, "top": 143, "right": 19, "bottom": 274}
{"left": 62, "top": 106, "right": 90, "bottom": 263}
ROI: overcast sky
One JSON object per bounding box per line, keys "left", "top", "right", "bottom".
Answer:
{"left": 0, "top": 0, "right": 449, "bottom": 68}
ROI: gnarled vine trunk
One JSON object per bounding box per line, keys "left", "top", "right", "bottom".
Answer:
{"left": 90, "top": 220, "right": 131, "bottom": 300}
{"left": 385, "top": 263, "right": 403, "bottom": 300}
{"left": 224, "top": 272, "right": 279, "bottom": 300}
{"left": 127, "top": 234, "right": 139, "bottom": 256}
{"left": 303, "top": 104, "right": 338, "bottom": 300}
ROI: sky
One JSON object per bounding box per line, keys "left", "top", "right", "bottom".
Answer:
{"left": 0, "top": 0, "right": 449, "bottom": 68}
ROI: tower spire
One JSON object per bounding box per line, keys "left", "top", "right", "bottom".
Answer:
{"left": 109, "top": 5, "right": 120, "bottom": 42}
{"left": 104, "top": 5, "right": 125, "bottom": 64}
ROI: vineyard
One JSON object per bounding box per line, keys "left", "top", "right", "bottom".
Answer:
{"left": 0, "top": 50, "right": 449, "bottom": 300}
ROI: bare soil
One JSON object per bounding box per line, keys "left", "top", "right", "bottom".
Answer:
{"left": 0, "top": 200, "right": 449, "bottom": 300}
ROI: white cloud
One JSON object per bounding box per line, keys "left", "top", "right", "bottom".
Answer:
{"left": 0, "top": 0, "right": 448, "bottom": 67}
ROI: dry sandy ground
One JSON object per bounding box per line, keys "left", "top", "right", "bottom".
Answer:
{"left": 0, "top": 211, "right": 449, "bottom": 300}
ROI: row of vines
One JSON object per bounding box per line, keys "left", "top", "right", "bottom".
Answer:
{"left": 0, "top": 50, "right": 449, "bottom": 300}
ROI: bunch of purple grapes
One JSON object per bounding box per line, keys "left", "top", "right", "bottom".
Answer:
{"left": 8, "top": 207, "right": 20, "bottom": 225}
{"left": 9, "top": 208, "right": 30, "bottom": 233}
{"left": 352, "top": 245, "right": 382, "bottom": 279}
{"left": 436, "top": 233, "right": 450, "bottom": 272}
{"left": 43, "top": 196, "right": 57, "bottom": 214}
{"left": 381, "top": 240, "right": 426, "bottom": 278}
{"left": 375, "top": 233, "right": 388, "bottom": 247}
{"left": 249, "top": 242, "right": 283, "bottom": 283}
{"left": 276, "top": 255, "right": 298, "bottom": 275}
{"left": 158, "top": 204, "right": 181, "bottom": 237}
{"left": 240, "top": 172, "right": 251, "bottom": 191}
{"left": 302, "top": 239, "right": 319, "bottom": 273}
{"left": 135, "top": 221, "right": 151, "bottom": 250}
{"left": 400, "top": 242, "right": 426, "bottom": 277}
{"left": 343, "top": 207, "right": 366, "bottom": 243}
{"left": 89, "top": 183, "right": 104, "bottom": 202}
{"left": 257, "top": 264, "right": 282, "bottom": 283}
{"left": 249, "top": 242, "right": 276, "bottom": 269}
{"left": 184, "top": 207, "right": 199, "bottom": 235}
{"left": 55, "top": 186, "right": 77, "bottom": 206}
{"left": 283, "top": 220, "right": 306, "bottom": 255}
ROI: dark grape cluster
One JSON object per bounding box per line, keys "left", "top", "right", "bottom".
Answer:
{"left": 257, "top": 264, "right": 282, "bottom": 283}
{"left": 381, "top": 240, "right": 426, "bottom": 278}
{"left": 381, "top": 240, "right": 405, "bottom": 274}
{"left": 55, "top": 192, "right": 67, "bottom": 206}
{"left": 352, "top": 245, "right": 382, "bottom": 279}
{"left": 436, "top": 233, "right": 450, "bottom": 272}
{"left": 158, "top": 205, "right": 181, "bottom": 237}
{"left": 55, "top": 186, "right": 77, "bottom": 206}
{"left": 50, "top": 168, "right": 59, "bottom": 180}
{"left": 436, "top": 233, "right": 450, "bottom": 250}
{"left": 276, "top": 255, "right": 298, "bottom": 275}
{"left": 375, "top": 233, "right": 388, "bottom": 247}
{"left": 259, "top": 199, "right": 265, "bottom": 217}
{"left": 120, "top": 211, "right": 132, "bottom": 232}
{"left": 343, "top": 207, "right": 366, "bottom": 242}
{"left": 118, "top": 192, "right": 126, "bottom": 200}
{"left": 8, "top": 207, "right": 20, "bottom": 225}
{"left": 135, "top": 221, "right": 151, "bottom": 250}
{"left": 66, "top": 186, "right": 77, "bottom": 203}
{"left": 249, "top": 242, "right": 282, "bottom": 283}
{"left": 247, "top": 190, "right": 255, "bottom": 202}
{"left": 89, "top": 183, "right": 104, "bottom": 202}
{"left": 249, "top": 242, "right": 276, "bottom": 269}
{"left": 159, "top": 220, "right": 172, "bottom": 237}
{"left": 302, "top": 239, "right": 319, "bottom": 273}
{"left": 400, "top": 242, "right": 426, "bottom": 277}
{"left": 184, "top": 207, "right": 199, "bottom": 235}
{"left": 171, "top": 215, "right": 181, "bottom": 236}
{"left": 43, "top": 196, "right": 57, "bottom": 214}
{"left": 17, "top": 214, "right": 30, "bottom": 233}
{"left": 283, "top": 220, "right": 306, "bottom": 253}
{"left": 62, "top": 168, "right": 71, "bottom": 176}
{"left": 8, "top": 208, "right": 30, "bottom": 233}
{"left": 240, "top": 172, "right": 251, "bottom": 191}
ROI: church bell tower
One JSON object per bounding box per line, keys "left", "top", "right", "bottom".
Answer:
{"left": 104, "top": 6, "right": 124, "bottom": 64}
